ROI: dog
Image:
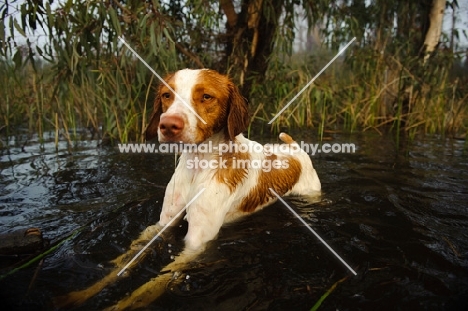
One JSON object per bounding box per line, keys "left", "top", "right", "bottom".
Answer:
{"left": 55, "top": 69, "right": 321, "bottom": 310}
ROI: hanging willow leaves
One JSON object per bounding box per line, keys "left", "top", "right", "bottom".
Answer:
{"left": 108, "top": 6, "right": 122, "bottom": 37}
{"left": 0, "top": 0, "right": 466, "bottom": 141}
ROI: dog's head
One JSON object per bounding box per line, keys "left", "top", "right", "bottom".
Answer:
{"left": 145, "top": 69, "right": 249, "bottom": 144}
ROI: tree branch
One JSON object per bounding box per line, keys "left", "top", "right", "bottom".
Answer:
{"left": 175, "top": 42, "right": 204, "bottom": 68}
{"left": 220, "top": 0, "right": 238, "bottom": 28}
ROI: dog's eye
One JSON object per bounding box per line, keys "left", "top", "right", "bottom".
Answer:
{"left": 162, "top": 92, "right": 171, "bottom": 99}
{"left": 203, "top": 94, "right": 212, "bottom": 101}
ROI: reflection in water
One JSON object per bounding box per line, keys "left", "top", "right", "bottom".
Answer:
{"left": 0, "top": 131, "right": 467, "bottom": 310}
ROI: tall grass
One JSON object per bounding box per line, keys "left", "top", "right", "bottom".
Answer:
{"left": 0, "top": 53, "right": 161, "bottom": 146}
{"left": 1, "top": 1, "right": 466, "bottom": 145}
{"left": 1, "top": 43, "right": 466, "bottom": 146}
{"left": 251, "top": 45, "right": 468, "bottom": 139}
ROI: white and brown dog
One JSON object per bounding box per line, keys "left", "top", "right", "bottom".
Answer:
{"left": 56, "top": 69, "right": 321, "bottom": 310}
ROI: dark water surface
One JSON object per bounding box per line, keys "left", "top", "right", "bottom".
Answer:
{"left": 1, "top": 131, "right": 467, "bottom": 310}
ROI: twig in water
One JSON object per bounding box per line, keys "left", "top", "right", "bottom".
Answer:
{"left": 310, "top": 275, "right": 350, "bottom": 311}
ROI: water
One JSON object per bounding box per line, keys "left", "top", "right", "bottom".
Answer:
{"left": 0, "top": 131, "right": 467, "bottom": 310}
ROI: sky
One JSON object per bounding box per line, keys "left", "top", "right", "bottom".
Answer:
{"left": 3, "top": 0, "right": 468, "bottom": 57}
{"left": 442, "top": 0, "right": 468, "bottom": 50}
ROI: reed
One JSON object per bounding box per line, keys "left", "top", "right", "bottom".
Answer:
{"left": 1, "top": 0, "right": 466, "bottom": 144}
{"left": 0, "top": 45, "right": 466, "bottom": 145}
{"left": 254, "top": 45, "right": 467, "bottom": 139}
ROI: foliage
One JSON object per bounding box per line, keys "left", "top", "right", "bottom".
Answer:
{"left": 0, "top": 0, "right": 467, "bottom": 145}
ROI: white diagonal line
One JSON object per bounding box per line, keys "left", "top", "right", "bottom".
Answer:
{"left": 269, "top": 188, "right": 357, "bottom": 275}
{"left": 117, "top": 188, "right": 206, "bottom": 276}
{"left": 268, "top": 37, "right": 356, "bottom": 124}
{"left": 118, "top": 36, "right": 207, "bottom": 125}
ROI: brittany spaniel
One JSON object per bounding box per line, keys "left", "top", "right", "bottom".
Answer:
{"left": 57, "top": 69, "right": 321, "bottom": 310}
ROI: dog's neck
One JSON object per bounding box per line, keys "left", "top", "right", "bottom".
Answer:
{"left": 179, "top": 131, "right": 245, "bottom": 160}
{"left": 206, "top": 131, "right": 243, "bottom": 146}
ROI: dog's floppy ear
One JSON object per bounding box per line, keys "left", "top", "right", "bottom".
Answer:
{"left": 226, "top": 82, "right": 250, "bottom": 141}
{"left": 145, "top": 90, "right": 163, "bottom": 141}
{"left": 145, "top": 73, "right": 175, "bottom": 141}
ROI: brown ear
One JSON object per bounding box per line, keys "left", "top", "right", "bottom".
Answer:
{"left": 145, "top": 94, "right": 162, "bottom": 141}
{"left": 226, "top": 82, "right": 250, "bottom": 141}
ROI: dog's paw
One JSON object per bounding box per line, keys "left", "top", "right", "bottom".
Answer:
{"left": 140, "top": 224, "right": 164, "bottom": 240}
{"left": 54, "top": 271, "right": 121, "bottom": 309}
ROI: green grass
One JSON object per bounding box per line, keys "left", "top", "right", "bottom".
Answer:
{"left": 1, "top": 45, "right": 467, "bottom": 145}
{"left": 253, "top": 46, "right": 467, "bottom": 139}
{"left": 0, "top": 54, "right": 157, "bottom": 145}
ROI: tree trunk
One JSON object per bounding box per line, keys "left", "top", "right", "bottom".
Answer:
{"left": 423, "top": 0, "right": 445, "bottom": 63}
{"left": 220, "top": 0, "right": 283, "bottom": 96}
{"left": 393, "top": 0, "right": 446, "bottom": 129}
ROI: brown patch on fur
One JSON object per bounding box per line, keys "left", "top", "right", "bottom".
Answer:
{"left": 237, "top": 156, "right": 302, "bottom": 212}
{"left": 194, "top": 70, "right": 249, "bottom": 142}
{"left": 215, "top": 148, "right": 250, "bottom": 192}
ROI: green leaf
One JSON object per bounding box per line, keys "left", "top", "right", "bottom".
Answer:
{"left": 163, "top": 28, "right": 174, "bottom": 43}
{"left": 13, "top": 50, "right": 22, "bottom": 68}
{"left": 311, "top": 276, "right": 350, "bottom": 311}
{"left": 0, "top": 21, "right": 4, "bottom": 45}
{"left": 13, "top": 18, "right": 26, "bottom": 37}
{"left": 150, "top": 25, "right": 157, "bottom": 51}
{"left": 108, "top": 7, "right": 121, "bottom": 36}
